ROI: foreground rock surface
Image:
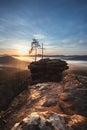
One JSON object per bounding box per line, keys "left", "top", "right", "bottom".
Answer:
{"left": 11, "top": 112, "right": 87, "bottom": 130}
{"left": 29, "top": 59, "right": 69, "bottom": 82}
{"left": 12, "top": 111, "right": 66, "bottom": 130}
{"left": 1, "top": 74, "right": 87, "bottom": 130}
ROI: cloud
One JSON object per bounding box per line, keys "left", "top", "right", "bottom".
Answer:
{"left": 33, "top": 34, "right": 46, "bottom": 39}
{"left": 43, "top": 38, "right": 87, "bottom": 50}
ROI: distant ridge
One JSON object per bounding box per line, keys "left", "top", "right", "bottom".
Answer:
{"left": 0, "top": 55, "right": 26, "bottom": 65}
{"left": 43, "top": 55, "right": 87, "bottom": 61}
{"left": 0, "top": 55, "right": 87, "bottom": 63}
{"left": 30, "top": 55, "right": 87, "bottom": 61}
{"left": 66, "top": 55, "right": 87, "bottom": 61}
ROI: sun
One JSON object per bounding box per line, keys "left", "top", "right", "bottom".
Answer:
{"left": 17, "top": 45, "right": 28, "bottom": 55}
{"left": 19, "top": 48, "right": 27, "bottom": 55}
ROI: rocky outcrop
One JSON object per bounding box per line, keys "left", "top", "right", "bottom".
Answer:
{"left": 11, "top": 111, "right": 67, "bottom": 130}
{"left": 29, "top": 59, "right": 69, "bottom": 83}
{"left": 11, "top": 112, "right": 87, "bottom": 130}
{"left": 2, "top": 75, "right": 87, "bottom": 130}
{"left": 59, "top": 74, "right": 87, "bottom": 117}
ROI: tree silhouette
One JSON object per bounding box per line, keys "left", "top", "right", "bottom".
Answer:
{"left": 29, "top": 39, "right": 40, "bottom": 62}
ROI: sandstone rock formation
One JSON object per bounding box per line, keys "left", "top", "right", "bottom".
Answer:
{"left": 11, "top": 111, "right": 67, "bottom": 130}
{"left": 11, "top": 111, "right": 87, "bottom": 130}
{"left": 2, "top": 77, "right": 87, "bottom": 130}
{"left": 29, "top": 59, "right": 69, "bottom": 83}
{"left": 59, "top": 74, "right": 87, "bottom": 117}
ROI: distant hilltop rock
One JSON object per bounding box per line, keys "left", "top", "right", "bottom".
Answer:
{"left": 29, "top": 58, "right": 69, "bottom": 83}
{"left": 0, "top": 55, "right": 23, "bottom": 65}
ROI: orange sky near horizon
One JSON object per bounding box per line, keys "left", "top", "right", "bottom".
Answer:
{"left": 0, "top": 49, "right": 27, "bottom": 56}
{"left": 0, "top": 47, "right": 86, "bottom": 56}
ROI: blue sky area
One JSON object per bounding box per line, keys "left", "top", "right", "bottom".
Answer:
{"left": 0, "top": 0, "right": 87, "bottom": 55}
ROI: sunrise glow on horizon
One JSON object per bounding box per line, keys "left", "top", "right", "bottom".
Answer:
{"left": 0, "top": 0, "right": 87, "bottom": 56}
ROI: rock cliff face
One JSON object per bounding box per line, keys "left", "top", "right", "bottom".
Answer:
{"left": 29, "top": 59, "right": 69, "bottom": 83}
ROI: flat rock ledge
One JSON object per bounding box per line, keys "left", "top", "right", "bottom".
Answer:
{"left": 29, "top": 59, "right": 69, "bottom": 83}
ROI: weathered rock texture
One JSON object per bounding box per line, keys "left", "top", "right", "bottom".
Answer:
{"left": 11, "top": 111, "right": 67, "bottom": 130}
{"left": 2, "top": 78, "right": 87, "bottom": 130}
{"left": 29, "top": 59, "right": 69, "bottom": 82}
{"left": 11, "top": 111, "right": 87, "bottom": 130}
{"left": 59, "top": 74, "right": 87, "bottom": 117}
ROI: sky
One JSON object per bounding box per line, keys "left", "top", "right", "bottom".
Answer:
{"left": 0, "top": 0, "right": 87, "bottom": 55}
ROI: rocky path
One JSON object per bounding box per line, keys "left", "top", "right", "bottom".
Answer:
{"left": 27, "top": 82, "right": 64, "bottom": 112}
{"left": 3, "top": 82, "right": 64, "bottom": 130}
